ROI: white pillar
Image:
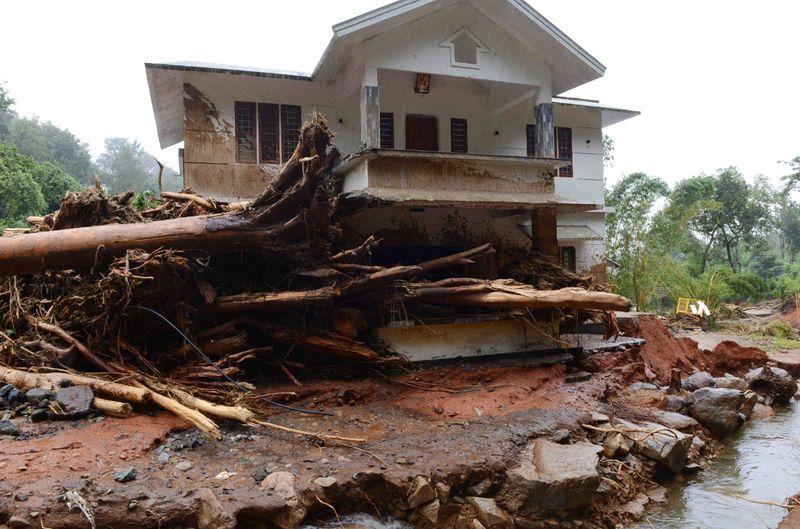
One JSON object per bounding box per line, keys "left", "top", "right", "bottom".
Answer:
{"left": 360, "top": 66, "right": 380, "bottom": 150}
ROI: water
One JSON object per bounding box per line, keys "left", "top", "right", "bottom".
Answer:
{"left": 636, "top": 402, "right": 800, "bottom": 529}
{"left": 301, "top": 513, "right": 411, "bottom": 529}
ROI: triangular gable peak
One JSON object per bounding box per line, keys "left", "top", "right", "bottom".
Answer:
{"left": 437, "top": 27, "right": 492, "bottom": 70}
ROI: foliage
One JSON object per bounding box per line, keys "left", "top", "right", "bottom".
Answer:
{"left": 31, "top": 161, "right": 81, "bottom": 211}
{"left": 0, "top": 144, "right": 47, "bottom": 225}
{"left": 602, "top": 134, "right": 615, "bottom": 168}
{"left": 96, "top": 137, "right": 180, "bottom": 194}
{"left": 131, "top": 190, "right": 161, "bottom": 211}
{"left": 764, "top": 320, "right": 797, "bottom": 340}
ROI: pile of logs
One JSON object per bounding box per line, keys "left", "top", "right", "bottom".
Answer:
{"left": 0, "top": 113, "right": 630, "bottom": 434}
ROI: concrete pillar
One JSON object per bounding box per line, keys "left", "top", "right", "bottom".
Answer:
{"left": 534, "top": 103, "right": 555, "bottom": 158}
{"left": 360, "top": 67, "right": 380, "bottom": 150}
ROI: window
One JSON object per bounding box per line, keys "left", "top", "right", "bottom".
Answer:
{"left": 560, "top": 246, "right": 576, "bottom": 272}
{"left": 380, "top": 112, "right": 394, "bottom": 149}
{"left": 234, "top": 101, "right": 301, "bottom": 164}
{"left": 556, "top": 126, "right": 573, "bottom": 177}
{"left": 450, "top": 118, "right": 468, "bottom": 153}
{"left": 526, "top": 124, "right": 537, "bottom": 157}
{"left": 234, "top": 102, "right": 257, "bottom": 163}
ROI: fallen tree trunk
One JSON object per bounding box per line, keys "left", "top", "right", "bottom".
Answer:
{"left": 0, "top": 366, "right": 151, "bottom": 403}
{"left": 0, "top": 114, "right": 334, "bottom": 277}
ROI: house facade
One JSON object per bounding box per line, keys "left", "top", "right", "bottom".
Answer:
{"left": 145, "top": 0, "right": 638, "bottom": 282}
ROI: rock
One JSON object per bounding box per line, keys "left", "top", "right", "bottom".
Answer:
{"left": 619, "top": 419, "right": 692, "bottom": 474}
{"left": 0, "top": 418, "right": 20, "bottom": 436}
{"left": 629, "top": 382, "right": 659, "bottom": 391}
{"left": 684, "top": 463, "right": 703, "bottom": 474}
{"left": 420, "top": 498, "right": 440, "bottom": 523}
{"left": 620, "top": 493, "right": 649, "bottom": 518}
{"left": 24, "top": 388, "right": 53, "bottom": 406}
{"left": 687, "top": 387, "right": 745, "bottom": 437}
{"left": 215, "top": 470, "right": 236, "bottom": 480}
{"left": 260, "top": 471, "right": 306, "bottom": 529}
{"left": 646, "top": 485, "right": 668, "bottom": 504}
{"left": 197, "top": 488, "right": 236, "bottom": 529}
{"left": 114, "top": 466, "right": 137, "bottom": 482}
{"left": 7, "top": 387, "right": 24, "bottom": 405}
{"left": 7, "top": 516, "right": 33, "bottom": 529}
{"left": 408, "top": 476, "right": 437, "bottom": 508}
{"left": 750, "top": 403, "right": 775, "bottom": 419}
{"left": 175, "top": 461, "right": 193, "bottom": 471}
{"left": 691, "top": 436, "right": 706, "bottom": 452}
{"left": 466, "top": 477, "right": 493, "bottom": 496}
{"left": 436, "top": 482, "right": 451, "bottom": 503}
{"left": 14, "top": 492, "right": 28, "bottom": 502}
{"left": 740, "top": 391, "right": 759, "bottom": 419}
{"left": 651, "top": 411, "right": 698, "bottom": 432}
{"left": 590, "top": 412, "right": 610, "bottom": 424}
{"left": 313, "top": 476, "right": 337, "bottom": 488}
{"left": 565, "top": 371, "right": 592, "bottom": 383}
{"left": 713, "top": 375, "right": 747, "bottom": 392}
{"left": 30, "top": 408, "right": 49, "bottom": 422}
{"left": 663, "top": 395, "right": 688, "bottom": 413}
{"left": 472, "top": 520, "right": 488, "bottom": 529}
{"left": 681, "top": 371, "right": 715, "bottom": 391}
{"left": 466, "top": 496, "right": 509, "bottom": 529}
{"left": 603, "top": 432, "right": 634, "bottom": 458}
{"left": 55, "top": 385, "right": 94, "bottom": 418}
{"left": 496, "top": 439, "right": 601, "bottom": 515}
{"left": 550, "top": 429, "right": 571, "bottom": 444}
{"left": 251, "top": 466, "right": 272, "bottom": 483}
{"left": 745, "top": 365, "right": 799, "bottom": 404}
{"left": 0, "top": 383, "right": 14, "bottom": 398}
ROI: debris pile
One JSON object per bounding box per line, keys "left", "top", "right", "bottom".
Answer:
{"left": 0, "top": 114, "right": 629, "bottom": 436}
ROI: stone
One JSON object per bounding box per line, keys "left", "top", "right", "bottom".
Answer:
{"left": 619, "top": 493, "right": 649, "bottom": 518}
{"left": 740, "top": 391, "right": 759, "bottom": 419}
{"left": 30, "top": 408, "right": 49, "bottom": 422}
{"left": 55, "top": 385, "right": 94, "bottom": 418}
{"left": 251, "top": 466, "right": 272, "bottom": 483}
{"left": 646, "top": 485, "right": 668, "bottom": 504}
{"left": 496, "top": 439, "right": 601, "bottom": 515}
{"left": 619, "top": 419, "right": 692, "bottom": 474}
{"left": 684, "top": 463, "right": 703, "bottom": 474}
{"left": 691, "top": 436, "right": 706, "bottom": 452}
{"left": 745, "top": 365, "right": 799, "bottom": 404}
{"left": 14, "top": 492, "right": 28, "bottom": 502}
{"left": 651, "top": 411, "right": 698, "bottom": 432}
{"left": 7, "top": 387, "right": 24, "bottom": 405}
{"left": 7, "top": 516, "right": 33, "bottom": 529}
{"left": 681, "top": 371, "right": 715, "bottom": 391}
{"left": 420, "top": 498, "right": 440, "bottom": 523}
{"left": 197, "top": 488, "right": 236, "bottom": 529}
{"left": 466, "top": 477, "right": 493, "bottom": 496}
{"left": 713, "top": 375, "right": 747, "bottom": 392}
{"left": 408, "top": 476, "right": 437, "bottom": 508}
{"left": 663, "top": 395, "right": 688, "bottom": 413}
{"left": 687, "top": 387, "right": 745, "bottom": 437}
{"left": 0, "top": 384, "right": 14, "bottom": 398}
{"left": 260, "top": 471, "right": 306, "bottom": 529}
{"left": 472, "top": 520, "right": 488, "bottom": 529}
{"left": 0, "top": 418, "right": 20, "bottom": 436}
{"left": 24, "top": 388, "right": 53, "bottom": 406}
{"left": 466, "top": 496, "right": 509, "bottom": 529}
{"left": 565, "top": 371, "right": 592, "bottom": 383}
{"left": 435, "top": 482, "right": 451, "bottom": 503}
{"left": 175, "top": 461, "right": 193, "bottom": 471}
{"left": 550, "top": 429, "right": 571, "bottom": 444}
{"left": 603, "top": 432, "right": 634, "bottom": 458}
{"left": 313, "top": 476, "right": 337, "bottom": 488}
{"left": 628, "top": 382, "right": 659, "bottom": 391}
{"left": 589, "top": 412, "right": 610, "bottom": 424}
{"left": 114, "top": 466, "right": 137, "bottom": 482}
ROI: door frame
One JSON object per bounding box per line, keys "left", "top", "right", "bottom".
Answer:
{"left": 405, "top": 114, "right": 439, "bottom": 151}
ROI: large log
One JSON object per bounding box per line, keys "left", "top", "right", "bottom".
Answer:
{"left": 0, "top": 114, "right": 334, "bottom": 277}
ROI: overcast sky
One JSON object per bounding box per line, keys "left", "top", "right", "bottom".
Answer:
{"left": 1, "top": 1, "right": 798, "bottom": 187}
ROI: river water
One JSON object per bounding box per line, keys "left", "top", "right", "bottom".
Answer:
{"left": 304, "top": 403, "right": 800, "bottom": 529}
{"left": 635, "top": 402, "right": 800, "bottom": 529}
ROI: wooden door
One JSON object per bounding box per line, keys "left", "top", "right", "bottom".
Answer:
{"left": 405, "top": 115, "right": 438, "bottom": 151}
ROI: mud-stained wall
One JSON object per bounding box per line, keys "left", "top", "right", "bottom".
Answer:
{"left": 557, "top": 210, "right": 607, "bottom": 281}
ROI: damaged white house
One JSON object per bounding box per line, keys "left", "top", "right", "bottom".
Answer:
{"left": 145, "top": 0, "right": 638, "bottom": 283}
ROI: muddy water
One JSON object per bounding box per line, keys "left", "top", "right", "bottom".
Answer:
{"left": 636, "top": 402, "right": 800, "bottom": 529}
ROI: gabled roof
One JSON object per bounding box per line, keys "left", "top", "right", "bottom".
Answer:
{"left": 314, "top": 0, "right": 606, "bottom": 94}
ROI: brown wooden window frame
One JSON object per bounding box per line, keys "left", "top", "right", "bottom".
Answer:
{"left": 555, "top": 126, "right": 573, "bottom": 177}
{"left": 380, "top": 112, "right": 395, "bottom": 149}
{"left": 234, "top": 101, "right": 301, "bottom": 164}
{"left": 560, "top": 246, "right": 577, "bottom": 272}
{"left": 526, "top": 124, "right": 537, "bottom": 158}
{"left": 450, "top": 118, "right": 468, "bottom": 153}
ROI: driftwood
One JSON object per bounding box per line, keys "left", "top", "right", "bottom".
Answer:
{"left": 0, "top": 366, "right": 150, "bottom": 403}
{"left": 92, "top": 397, "right": 133, "bottom": 417}
{"left": 0, "top": 114, "right": 334, "bottom": 277}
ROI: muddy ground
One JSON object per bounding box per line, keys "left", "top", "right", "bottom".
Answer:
{"left": 0, "top": 315, "right": 773, "bottom": 529}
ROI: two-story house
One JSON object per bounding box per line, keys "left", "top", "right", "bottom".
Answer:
{"left": 145, "top": 0, "right": 638, "bottom": 283}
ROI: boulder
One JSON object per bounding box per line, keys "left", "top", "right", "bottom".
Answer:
{"left": 55, "top": 385, "right": 94, "bottom": 418}
{"left": 651, "top": 411, "right": 698, "bottom": 432}
{"left": 495, "top": 439, "right": 601, "bottom": 515}
{"left": 466, "top": 497, "right": 509, "bottom": 529}
{"left": 603, "top": 432, "right": 634, "bottom": 458}
{"left": 618, "top": 419, "right": 692, "bottom": 474}
{"left": 24, "top": 388, "right": 53, "bottom": 406}
{"left": 408, "top": 476, "right": 437, "bottom": 508}
{"left": 687, "top": 387, "right": 745, "bottom": 437}
{"left": 681, "top": 371, "right": 715, "bottom": 391}
{"left": 419, "top": 498, "right": 440, "bottom": 524}
{"left": 260, "top": 471, "right": 306, "bottom": 529}
{"left": 740, "top": 391, "right": 759, "bottom": 419}
{"left": 197, "top": 488, "right": 236, "bottom": 529}
{"left": 713, "top": 375, "right": 747, "bottom": 392}
{"left": 0, "top": 418, "right": 20, "bottom": 436}
{"left": 662, "top": 395, "right": 688, "bottom": 413}
{"left": 745, "top": 365, "right": 798, "bottom": 404}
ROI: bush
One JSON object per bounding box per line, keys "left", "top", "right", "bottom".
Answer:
{"left": 31, "top": 162, "right": 81, "bottom": 211}
{"left": 764, "top": 320, "right": 798, "bottom": 340}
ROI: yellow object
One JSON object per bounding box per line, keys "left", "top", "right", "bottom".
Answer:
{"left": 676, "top": 297, "right": 692, "bottom": 315}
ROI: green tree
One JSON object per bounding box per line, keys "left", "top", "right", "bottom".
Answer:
{"left": 31, "top": 162, "right": 81, "bottom": 211}
{"left": 606, "top": 172, "right": 670, "bottom": 308}
{"left": 96, "top": 137, "right": 179, "bottom": 194}
{"left": 0, "top": 144, "right": 47, "bottom": 226}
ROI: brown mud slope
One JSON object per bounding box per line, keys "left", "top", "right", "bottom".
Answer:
{"left": 621, "top": 314, "right": 767, "bottom": 383}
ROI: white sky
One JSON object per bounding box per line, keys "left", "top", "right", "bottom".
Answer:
{"left": 1, "top": 1, "right": 798, "bottom": 187}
